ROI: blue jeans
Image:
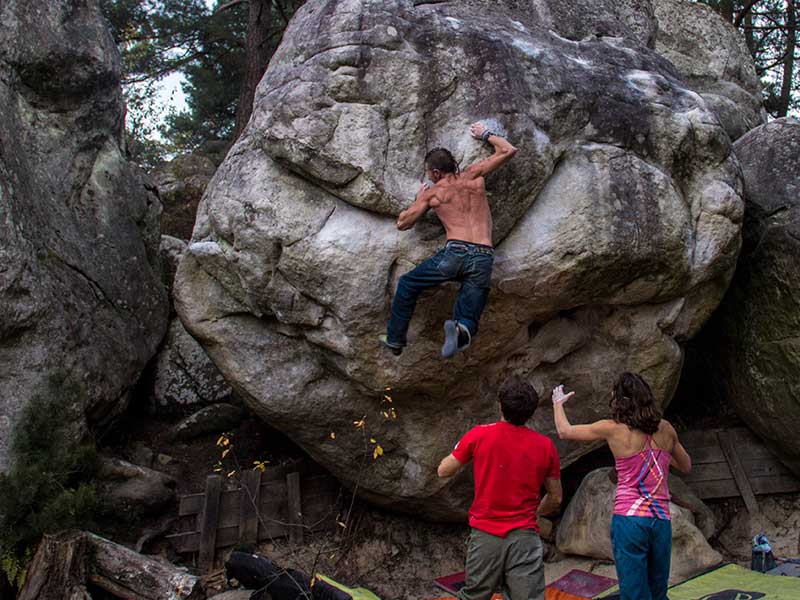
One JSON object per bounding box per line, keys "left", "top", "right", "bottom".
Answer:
{"left": 386, "top": 240, "right": 494, "bottom": 347}
{"left": 610, "top": 514, "right": 671, "bottom": 600}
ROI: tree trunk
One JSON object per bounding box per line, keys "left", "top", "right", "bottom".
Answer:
{"left": 719, "top": 0, "right": 735, "bottom": 22}
{"left": 744, "top": 9, "right": 755, "bottom": 56}
{"left": 233, "top": 0, "right": 274, "bottom": 139}
{"left": 16, "top": 532, "right": 91, "bottom": 600}
{"left": 18, "top": 531, "right": 205, "bottom": 600}
{"left": 777, "top": 0, "right": 796, "bottom": 116}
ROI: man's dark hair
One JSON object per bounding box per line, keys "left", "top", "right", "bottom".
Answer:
{"left": 610, "top": 372, "right": 662, "bottom": 435}
{"left": 425, "top": 147, "right": 459, "bottom": 174}
{"left": 498, "top": 376, "right": 539, "bottom": 426}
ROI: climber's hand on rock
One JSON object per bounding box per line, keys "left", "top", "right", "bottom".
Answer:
{"left": 470, "top": 121, "right": 487, "bottom": 139}
{"left": 552, "top": 385, "right": 574, "bottom": 405}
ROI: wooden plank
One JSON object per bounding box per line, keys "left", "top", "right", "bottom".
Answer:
{"left": 680, "top": 461, "right": 733, "bottom": 483}
{"left": 179, "top": 493, "right": 205, "bottom": 516}
{"left": 180, "top": 465, "right": 338, "bottom": 517}
{"left": 717, "top": 430, "right": 759, "bottom": 514}
{"left": 239, "top": 470, "right": 261, "bottom": 545}
{"left": 680, "top": 427, "right": 762, "bottom": 446}
{"left": 688, "top": 478, "right": 741, "bottom": 499}
{"left": 677, "top": 430, "right": 719, "bottom": 449}
{"left": 688, "top": 474, "right": 800, "bottom": 500}
{"left": 168, "top": 516, "right": 293, "bottom": 553}
{"left": 182, "top": 485, "right": 246, "bottom": 517}
{"left": 683, "top": 457, "right": 792, "bottom": 483}
{"left": 287, "top": 472, "right": 304, "bottom": 545}
{"left": 167, "top": 499, "right": 339, "bottom": 554}
{"left": 198, "top": 475, "right": 223, "bottom": 572}
{"left": 170, "top": 468, "right": 340, "bottom": 554}
{"left": 687, "top": 443, "right": 774, "bottom": 465}
{"left": 750, "top": 474, "right": 800, "bottom": 495}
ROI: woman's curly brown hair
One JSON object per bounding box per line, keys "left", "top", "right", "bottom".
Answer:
{"left": 610, "top": 372, "right": 662, "bottom": 435}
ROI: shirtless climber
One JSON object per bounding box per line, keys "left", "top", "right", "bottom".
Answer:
{"left": 380, "top": 122, "right": 517, "bottom": 359}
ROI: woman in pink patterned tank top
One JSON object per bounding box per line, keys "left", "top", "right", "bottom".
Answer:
{"left": 551, "top": 373, "right": 692, "bottom": 600}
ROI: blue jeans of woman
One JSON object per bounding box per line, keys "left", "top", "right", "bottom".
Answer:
{"left": 610, "top": 514, "right": 671, "bottom": 600}
{"left": 386, "top": 240, "right": 494, "bottom": 347}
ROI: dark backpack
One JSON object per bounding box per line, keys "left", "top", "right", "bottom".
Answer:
{"left": 225, "top": 549, "right": 283, "bottom": 589}
{"left": 250, "top": 568, "right": 312, "bottom": 600}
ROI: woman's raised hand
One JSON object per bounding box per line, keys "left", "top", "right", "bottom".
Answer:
{"left": 552, "top": 384, "right": 575, "bottom": 405}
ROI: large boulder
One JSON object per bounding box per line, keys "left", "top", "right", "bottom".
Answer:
{"left": 152, "top": 153, "right": 217, "bottom": 239}
{"left": 654, "top": 0, "right": 765, "bottom": 140}
{"left": 160, "top": 235, "right": 187, "bottom": 300}
{"left": 97, "top": 457, "right": 176, "bottom": 514}
{"left": 556, "top": 468, "right": 722, "bottom": 584}
{"left": 175, "top": 0, "right": 743, "bottom": 517}
{"left": 716, "top": 118, "right": 800, "bottom": 475}
{"left": 151, "top": 319, "right": 233, "bottom": 414}
{"left": 0, "top": 1, "right": 169, "bottom": 471}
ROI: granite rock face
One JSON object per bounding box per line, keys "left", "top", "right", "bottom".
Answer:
{"left": 175, "top": 0, "right": 743, "bottom": 517}
{"left": 654, "top": 0, "right": 765, "bottom": 140}
{"left": 0, "top": 0, "right": 169, "bottom": 471}
{"left": 97, "top": 457, "right": 177, "bottom": 515}
{"left": 159, "top": 235, "right": 187, "bottom": 304}
{"left": 153, "top": 153, "right": 218, "bottom": 239}
{"left": 151, "top": 319, "right": 233, "bottom": 414}
{"left": 717, "top": 118, "right": 800, "bottom": 475}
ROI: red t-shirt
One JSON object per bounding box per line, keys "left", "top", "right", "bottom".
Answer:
{"left": 452, "top": 421, "right": 560, "bottom": 537}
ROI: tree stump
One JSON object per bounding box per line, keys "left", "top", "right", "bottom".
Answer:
{"left": 18, "top": 531, "right": 204, "bottom": 600}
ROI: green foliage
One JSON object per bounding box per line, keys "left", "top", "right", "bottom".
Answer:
{"left": 0, "top": 546, "right": 31, "bottom": 589}
{"left": 101, "top": 0, "right": 245, "bottom": 158}
{"left": 0, "top": 373, "right": 100, "bottom": 584}
{"left": 101, "top": 0, "right": 212, "bottom": 84}
{"left": 697, "top": 0, "right": 799, "bottom": 117}
{"left": 162, "top": 2, "right": 247, "bottom": 150}
{"left": 101, "top": 0, "right": 304, "bottom": 161}
{"left": 124, "top": 80, "right": 171, "bottom": 169}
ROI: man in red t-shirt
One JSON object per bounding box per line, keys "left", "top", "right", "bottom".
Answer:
{"left": 438, "top": 377, "right": 563, "bottom": 600}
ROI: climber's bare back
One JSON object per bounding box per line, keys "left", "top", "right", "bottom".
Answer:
{"left": 428, "top": 173, "right": 493, "bottom": 246}
{"left": 395, "top": 122, "right": 517, "bottom": 243}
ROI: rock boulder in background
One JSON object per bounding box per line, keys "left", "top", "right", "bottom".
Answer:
{"left": 153, "top": 154, "right": 217, "bottom": 240}
{"left": 159, "top": 235, "right": 187, "bottom": 306}
{"left": 175, "top": 0, "right": 744, "bottom": 517}
{"left": 654, "top": 0, "right": 765, "bottom": 140}
{"left": 151, "top": 319, "right": 233, "bottom": 414}
{"left": 0, "top": 0, "right": 168, "bottom": 472}
{"left": 717, "top": 118, "right": 800, "bottom": 475}
{"left": 97, "top": 457, "right": 176, "bottom": 514}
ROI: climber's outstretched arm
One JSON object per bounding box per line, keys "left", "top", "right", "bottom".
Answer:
{"left": 463, "top": 121, "right": 518, "bottom": 179}
{"left": 397, "top": 185, "right": 433, "bottom": 230}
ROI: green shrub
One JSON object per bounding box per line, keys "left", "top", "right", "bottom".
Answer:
{"left": 0, "top": 372, "right": 101, "bottom": 585}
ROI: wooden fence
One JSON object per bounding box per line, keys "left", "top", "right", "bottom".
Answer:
{"left": 679, "top": 427, "right": 800, "bottom": 513}
{"left": 167, "top": 460, "right": 342, "bottom": 571}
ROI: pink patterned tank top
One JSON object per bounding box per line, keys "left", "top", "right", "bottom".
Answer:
{"left": 613, "top": 436, "right": 672, "bottom": 520}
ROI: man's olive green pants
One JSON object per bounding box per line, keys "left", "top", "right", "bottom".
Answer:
{"left": 457, "top": 528, "right": 545, "bottom": 600}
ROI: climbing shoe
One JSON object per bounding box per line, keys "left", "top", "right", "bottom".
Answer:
{"left": 442, "top": 320, "right": 471, "bottom": 359}
{"left": 379, "top": 334, "right": 403, "bottom": 356}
